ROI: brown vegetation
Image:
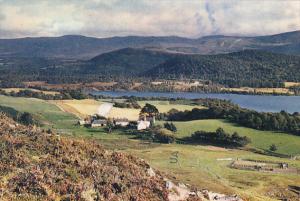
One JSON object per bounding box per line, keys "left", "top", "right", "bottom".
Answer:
{"left": 0, "top": 113, "right": 171, "bottom": 200}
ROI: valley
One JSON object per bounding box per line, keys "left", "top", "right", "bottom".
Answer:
{"left": 0, "top": 9, "right": 299, "bottom": 200}
{"left": 1, "top": 95, "right": 300, "bottom": 200}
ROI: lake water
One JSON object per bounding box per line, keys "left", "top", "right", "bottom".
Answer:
{"left": 91, "top": 91, "right": 300, "bottom": 113}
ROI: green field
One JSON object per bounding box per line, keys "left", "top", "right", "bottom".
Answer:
{"left": 158, "top": 119, "right": 300, "bottom": 156}
{"left": 0, "top": 95, "right": 76, "bottom": 130}
{"left": 1, "top": 95, "right": 300, "bottom": 200}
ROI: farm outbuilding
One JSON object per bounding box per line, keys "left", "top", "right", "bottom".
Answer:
{"left": 91, "top": 119, "right": 107, "bottom": 127}
{"left": 114, "top": 118, "right": 129, "bottom": 127}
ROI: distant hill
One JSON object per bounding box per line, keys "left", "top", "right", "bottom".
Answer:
{"left": 145, "top": 50, "right": 300, "bottom": 87}
{"left": 0, "top": 48, "right": 299, "bottom": 87}
{"left": 0, "top": 30, "right": 299, "bottom": 59}
{"left": 85, "top": 48, "right": 174, "bottom": 75}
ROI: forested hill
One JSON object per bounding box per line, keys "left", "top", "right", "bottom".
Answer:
{"left": 85, "top": 48, "right": 174, "bottom": 75}
{"left": 145, "top": 50, "right": 300, "bottom": 87}
{"left": 0, "top": 48, "right": 299, "bottom": 87}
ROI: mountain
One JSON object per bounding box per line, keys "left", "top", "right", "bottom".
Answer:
{"left": 0, "top": 30, "right": 299, "bottom": 59}
{"left": 145, "top": 50, "right": 300, "bottom": 87}
{"left": 0, "top": 35, "right": 193, "bottom": 59}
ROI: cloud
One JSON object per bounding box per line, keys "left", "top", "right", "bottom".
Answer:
{"left": 0, "top": 0, "right": 299, "bottom": 38}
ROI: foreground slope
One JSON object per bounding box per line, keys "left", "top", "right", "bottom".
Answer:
{"left": 0, "top": 114, "right": 170, "bottom": 200}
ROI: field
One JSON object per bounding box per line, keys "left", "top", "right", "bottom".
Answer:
{"left": 50, "top": 99, "right": 103, "bottom": 118}
{"left": 50, "top": 99, "right": 204, "bottom": 120}
{"left": 158, "top": 120, "right": 300, "bottom": 156}
{"left": 1, "top": 95, "right": 300, "bottom": 200}
{"left": 0, "top": 95, "right": 77, "bottom": 130}
{"left": 126, "top": 143, "right": 300, "bottom": 201}
{"left": 223, "top": 87, "right": 294, "bottom": 95}
{"left": 1, "top": 87, "right": 59, "bottom": 95}
{"left": 285, "top": 82, "right": 300, "bottom": 88}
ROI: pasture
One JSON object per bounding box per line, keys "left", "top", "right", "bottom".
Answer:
{"left": 1, "top": 95, "right": 300, "bottom": 200}
{"left": 0, "top": 95, "right": 77, "bottom": 130}
{"left": 126, "top": 143, "right": 300, "bottom": 201}
{"left": 158, "top": 119, "right": 300, "bottom": 156}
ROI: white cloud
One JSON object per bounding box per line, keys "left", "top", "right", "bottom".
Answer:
{"left": 0, "top": 0, "right": 299, "bottom": 38}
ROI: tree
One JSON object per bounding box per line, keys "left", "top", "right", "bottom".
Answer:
{"left": 141, "top": 103, "right": 159, "bottom": 116}
{"left": 215, "top": 127, "right": 229, "bottom": 141}
{"left": 106, "top": 119, "right": 114, "bottom": 133}
{"left": 18, "top": 112, "right": 34, "bottom": 125}
{"left": 164, "top": 122, "right": 177, "bottom": 132}
{"left": 269, "top": 144, "right": 277, "bottom": 152}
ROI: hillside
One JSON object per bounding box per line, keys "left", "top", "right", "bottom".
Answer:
{"left": 145, "top": 50, "right": 300, "bottom": 87}
{"left": 0, "top": 31, "right": 299, "bottom": 59}
{"left": 1, "top": 48, "right": 299, "bottom": 87}
{"left": 85, "top": 48, "right": 174, "bottom": 75}
{"left": 0, "top": 113, "right": 171, "bottom": 200}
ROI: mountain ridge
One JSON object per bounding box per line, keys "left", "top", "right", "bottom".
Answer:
{"left": 0, "top": 30, "right": 299, "bottom": 59}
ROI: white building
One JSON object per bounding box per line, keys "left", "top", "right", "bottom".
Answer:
{"left": 114, "top": 118, "right": 129, "bottom": 127}
{"left": 137, "top": 120, "right": 151, "bottom": 130}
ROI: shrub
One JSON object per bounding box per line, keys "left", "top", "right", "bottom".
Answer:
{"left": 164, "top": 122, "right": 177, "bottom": 132}
{"left": 153, "top": 128, "right": 175, "bottom": 144}
{"left": 269, "top": 144, "right": 278, "bottom": 152}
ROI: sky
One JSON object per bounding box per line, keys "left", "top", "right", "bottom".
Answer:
{"left": 0, "top": 0, "right": 299, "bottom": 39}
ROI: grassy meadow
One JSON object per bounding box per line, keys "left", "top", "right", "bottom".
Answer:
{"left": 158, "top": 119, "right": 300, "bottom": 156}
{"left": 1, "top": 95, "right": 300, "bottom": 200}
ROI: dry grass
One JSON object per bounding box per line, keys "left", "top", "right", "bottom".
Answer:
{"left": 108, "top": 107, "right": 140, "bottom": 121}
{"left": 51, "top": 99, "right": 205, "bottom": 121}
{"left": 284, "top": 82, "right": 300, "bottom": 88}
{"left": 223, "top": 87, "right": 294, "bottom": 95}
{"left": 51, "top": 99, "right": 102, "bottom": 118}
{"left": 138, "top": 101, "right": 204, "bottom": 113}
{"left": 2, "top": 88, "right": 59, "bottom": 95}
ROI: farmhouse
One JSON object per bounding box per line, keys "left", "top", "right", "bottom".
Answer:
{"left": 114, "top": 118, "right": 129, "bottom": 127}
{"left": 139, "top": 114, "right": 155, "bottom": 123}
{"left": 137, "top": 120, "right": 151, "bottom": 130}
{"left": 91, "top": 119, "right": 107, "bottom": 128}
{"left": 78, "top": 119, "right": 91, "bottom": 126}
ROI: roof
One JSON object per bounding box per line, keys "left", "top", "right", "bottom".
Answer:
{"left": 92, "top": 119, "right": 107, "bottom": 124}
{"left": 137, "top": 120, "right": 150, "bottom": 125}
{"left": 114, "top": 118, "right": 129, "bottom": 122}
